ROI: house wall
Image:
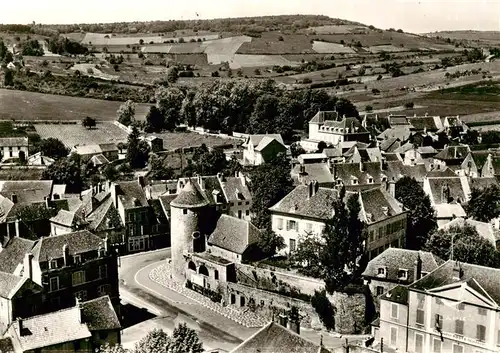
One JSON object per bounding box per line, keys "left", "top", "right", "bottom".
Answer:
{"left": 0, "top": 297, "right": 12, "bottom": 334}
{"left": 187, "top": 257, "right": 232, "bottom": 290}
{"left": 51, "top": 223, "right": 73, "bottom": 236}
{"left": 124, "top": 207, "right": 154, "bottom": 253}
{"left": 258, "top": 140, "right": 287, "bottom": 164}
{"left": 365, "top": 214, "right": 407, "bottom": 260}
{"left": 91, "top": 329, "right": 120, "bottom": 349}
{"left": 271, "top": 213, "right": 326, "bottom": 255}
{"left": 227, "top": 199, "right": 251, "bottom": 221}
{"left": 378, "top": 299, "right": 408, "bottom": 350}
{"left": 404, "top": 290, "right": 500, "bottom": 353}
{"left": 39, "top": 252, "right": 119, "bottom": 314}
{"left": 243, "top": 144, "right": 256, "bottom": 165}
{"left": 26, "top": 338, "right": 92, "bottom": 353}
{"left": 1, "top": 146, "right": 28, "bottom": 161}
{"left": 209, "top": 246, "right": 242, "bottom": 264}
{"left": 308, "top": 123, "right": 319, "bottom": 140}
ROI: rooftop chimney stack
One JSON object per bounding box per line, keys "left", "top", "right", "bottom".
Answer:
{"left": 62, "top": 244, "right": 69, "bottom": 266}
{"left": 11, "top": 194, "right": 17, "bottom": 204}
{"left": 23, "top": 253, "right": 33, "bottom": 280}
{"left": 278, "top": 314, "right": 288, "bottom": 328}
{"left": 414, "top": 254, "right": 423, "bottom": 281}
{"left": 138, "top": 175, "right": 145, "bottom": 188}
{"left": 359, "top": 161, "right": 365, "bottom": 172}
{"left": 18, "top": 318, "right": 24, "bottom": 337}
{"left": 452, "top": 261, "right": 463, "bottom": 281}
{"left": 388, "top": 181, "right": 396, "bottom": 198}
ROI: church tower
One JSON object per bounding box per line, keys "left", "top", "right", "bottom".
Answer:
{"left": 169, "top": 179, "right": 209, "bottom": 282}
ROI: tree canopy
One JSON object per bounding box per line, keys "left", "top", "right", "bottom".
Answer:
{"left": 395, "top": 176, "right": 436, "bottom": 250}
{"left": 41, "top": 154, "right": 83, "bottom": 193}
{"left": 182, "top": 144, "right": 227, "bottom": 177}
{"left": 249, "top": 153, "right": 293, "bottom": 229}
{"left": 36, "top": 138, "right": 69, "bottom": 159}
{"left": 82, "top": 116, "right": 96, "bottom": 129}
{"left": 117, "top": 100, "right": 136, "bottom": 126}
{"left": 133, "top": 325, "right": 203, "bottom": 353}
{"left": 466, "top": 185, "right": 500, "bottom": 222}
{"left": 126, "top": 124, "right": 150, "bottom": 169}
{"left": 425, "top": 224, "right": 499, "bottom": 268}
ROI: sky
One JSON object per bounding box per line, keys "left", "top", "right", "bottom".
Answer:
{"left": 1, "top": 0, "right": 500, "bottom": 33}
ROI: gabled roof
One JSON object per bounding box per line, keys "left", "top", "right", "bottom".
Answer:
{"left": 388, "top": 115, "right": 410, "bottom": 127}
{"left": 179, "top": 176, "right": 225, "bottom": 206}
{"left": 80, "top": 296, "right": 121, "bottom": 331}
{"left": 171, "top": 179, "right": 209, "bottom": 208}
{"left": 245, "top": 134, "right": 284, "bottom": 147}
{"left": 73, "top": 143, "right": 118, "bottom": 156}
{"left": 380, "top": 285, "right": 410, "bottom": 305}
{"left": 291, "top": 163, "right": 334, "bottom": 186}
{"left": 309, "top": 111, "right": 339, "bottom": 124}
{"left": 425, "top": 176, "right": 469, "bottom": 204}
{"left": 0, "top": 194, "right": 14, "bottom": 223}
{"left": 322, "top": 147, "right": 343, "bottom": 158}
{"left": 254, "top": 136, "right": 286, "bottom": 152}
{"left": 321, "top": 117, "right": 368, "bottom": 135}
{"left": 90, "top": 153, "right": 110, "bottom": 165}
{"left": 7, "top": 306, "right": 92, "bottom": 351}
{"left": 50, "top": 209, "right": 87, "bottom": 228}
{"left": 438, "top": 218, "right": 500, "bottom": 246}
{"left": 86, "top": 195, "right": 122, "bottom": 232}
{"left": 27, "top": 152, "right": 55, "bottom": 166}
{"left": 407, "top": 116, "right": 443, "bottom": 131}
{"left": 31, "top": 230, "right": 104, "bottom": 262}
{"left": 362, "top": 248, "right": 442, "bottom": 283}
{"left": 410, "top": 260, "right": 500, "bottom": 306}
{"left": 434, "top": 145, "right": 471, "bottom": 161}
{"left": 230, "top": 321, "right": 331, "bottom": 353}
{"left": 0, "top": 137, "right": 29, "bottom": 147}
{"left": 0, "top": 237, "right": 35, "bottom": 274}
{"left": 425, "top": 167, "right": 458, "bottom": 178}
{"left": 115, "top": 180, "right": 148, "bottom": 208}
{"left": 378, "top": 127, "right": 412, "bottom": 142}
{"left": 469, "top": 177, "right": 499, "bottom": 190}
{"left": 209, "top": 215, "right": 261, "bottom": 254}
{"left": 379, "top": 138, "right": 401, "bottom": 153}
{"left": 269, "top": 184, "right": 338, "bottom": 220}
{"left": 0, "top": 180, "right": 53, "bottom": 204}
{"left": 417, "top": 146, "right": 437, "bottom": 155}
{"left": 0, "top": 272, "right": 27, "bottom": 299}
{"left": 220, "top": 175, "right": 251, "bottom": 202}
{"left": 355, "top": 187, "right": 404, "bottom": 224}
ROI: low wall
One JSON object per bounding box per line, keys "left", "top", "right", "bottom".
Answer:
{"left": 235, "top": 263, "right": 324, "bottom": 297}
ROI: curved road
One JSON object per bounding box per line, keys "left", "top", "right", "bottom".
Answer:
{"left": 118, "top": 248, "right": 364, "bottom": 351}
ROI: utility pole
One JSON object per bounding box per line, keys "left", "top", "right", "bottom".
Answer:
{"left": 380, "top": 337, "right": 383, "bottom": 353}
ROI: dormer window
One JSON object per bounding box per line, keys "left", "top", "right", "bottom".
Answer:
{"left": 351, "top": 177, "right": 358, "bottom": 185}
{"left": 377, "top": 267, "right": 386, "bottom": 277}
{"left": 50, "top": 259, "right": 58, "bottom": 269}
{"left": 74, "top": 255, "right": 82, "bottom": 264}
{"left": 398, "top": 269, "right": 408, "bottom": 280}
{"left": 368, "top": 177, "right": 373, "bottom": 184}
{"left": 381, "top": 176, "right": 387, "bottom": 182}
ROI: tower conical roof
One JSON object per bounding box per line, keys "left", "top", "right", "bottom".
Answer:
{"left": 171, "top": 179, "right": 209, "bottom": 208}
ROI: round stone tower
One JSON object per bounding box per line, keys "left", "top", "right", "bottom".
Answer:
{"left": 170, "top": 179, "right": 209, "bottom": 282}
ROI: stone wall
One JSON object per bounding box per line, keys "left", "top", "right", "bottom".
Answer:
{"left": 232, "top": 264, "right": 369, "bottom": 334}
{"left": 235, "top": 263, "right": 324, "bottom": 298}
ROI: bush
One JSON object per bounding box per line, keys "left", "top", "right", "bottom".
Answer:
{"left": 377, "top": 74, "right": 382, "bottom": 80}
{"left": 302, "top": 77, "right": 312, "bottom": 84}
{"left": 278, "top": 35, "right": 284, "bottom": 41}
{"left": 371, "top": 88, "right": 380, "bottom": 94}
{"left": 404, "top": 102, "right": 415, "bottom": 109}
{"left": 365, "top": 105, "right": 373, "bottom": 112}
{"left": 311, "top": 290, "right": 335, "bottom": 330}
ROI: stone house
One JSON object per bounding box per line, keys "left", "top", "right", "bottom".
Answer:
{"left": 375, "top": 260, "right": 500, "bottom": 353}
{"left": 0, "top": 138, "right": 29, "bottom": 162}
{"left": 71, "top": 143, "right": 118, "bottom": 163}
{"left": 4, "top": 295, "right": 120, "bottom": 353}
{"left": 362, "top": 248, "right": 442, "bottom": 298}
{"left": 242, "top": 134, "right": 286, "bottom": 165}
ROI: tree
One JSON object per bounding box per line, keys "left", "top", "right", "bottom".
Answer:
{"left": 3, "top": 51, "right": 13, "bottom": 64}
{"left": 169, "top": 323, "right": 204, "bottom": 353}
{"left": 134, "top": 328, "right": 170, "bottom": 353}
{"left": 21, "top": 39, "right": 44, "bottom": 56}
{"left": 311, "top": 290, "right": 335, "bottom": 331}
{"left": 149, "top": 153, "right": 174, "bottom": 180}
{"left": 103, "top": 164, "right": 119, "bottom": 182}
{"left": 0, "top": 40, "right": 7, "bottom": 61}
{"left": 395, "top": 176, "right": 437, "bottom": 250}
{"left": 250, "top": 153, "right": 293, "bottom": 229}
{"left": 126, "top": 125, "right": 150, "bottom": 169}
{"left": 425, "top": 224, "right": 498, "bottom": 267}
{"left": 346, "top": 193, "right": 365, "bottom": 276}
{"left": 144, "top": 106, "right": 164, "bottom": 133}
{"left": 257, "top": 229, "right": 285, "bottom": 256}
{"left": 167, "top": 67, "right": 179, "bottom": 84}
{"left": 41, "top": 155, "right": 83, "bottom": 193}
{"left": 466, "top": 185, "right": 500, "bottom": 222}
{"left": 183, "top": 144, "right": 227, "bottom": 176}
{"left": 316, "top": 141, "right": 327, "bottom": 153}
{"left": 117, "top": 100, "right": 136, "bottom": 126}
{"left": 36, "top": 138, "right": 69, "bottom": 160}
{"left": 290, "top": 142, "right": 306, "bottom": 158}
{"left": 3, "top": 69, "right": 14, "bottom": 86}
{"left": 155, "top": 87, "right": 185, "bottom": 131}
{"left": 292, "top": 233, "right": 323, "bottom": 277}
{"left": 18, "top": 150, "right": 26, "bottom": 165}
{"left": 82, "top": 116, "right": 96, "bottom": 129}
{"left": 249, "top": 94, "right": 280, "bottom": 134}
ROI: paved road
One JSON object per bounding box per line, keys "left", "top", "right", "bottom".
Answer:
{"left": 118, "top": 248, "right": 366, "bottom": 351}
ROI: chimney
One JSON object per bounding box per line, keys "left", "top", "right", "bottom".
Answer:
{"left": 308, "top": 181, "right": 314, "bottom": 199}
{"left": 11, "top": 194, "right": 17, "bottom": 204}
{"left": 197, "top": 175, "right": 204, "bottom": 190}
{"left": 287, "top": 307, "right": 301, "bottom": 335}
{"left": 414, "top": 254, "right": 423, "bottom": 281}
{"left": 382, "top": 206, "right": 389, "bottom": 216}
{"left": 239, "top": 172, "right": 246, "bottom": 186}
{"left": 388, "top": 181, "right": 395, "bottom": 198}
{"left": 452, "top": 261, "right": 463, "bottom": 281}
{"left": 17, "top": 318, "right": 25, "bottom": 337}
{"left": 62, "top": 244, "right": 69, "bottom": 266}
{"left": 23, "top": 253, "right": 33, "bottom": 280}
{"left": 138, "top": 175, "right": 145, "bottom": 188}
{"left": 278, "top": 314, "right": 288, "bottom": 328}
{"left": 380, "top": 157, "right": 387, "bottom": 171}
{"left": 104, "top": 235, "right": 109, "bottom": 254}
{"left": 299, "top": 164, "right": 306, "bottom": 174}
{"left": 75, "top": 297, "right": 82, "bottom": 323}
{"left": 359, "top": 161, "right": 365, "bottom": 172}
{"left": 111, "top": 183, "right": 118, "bottom": 207}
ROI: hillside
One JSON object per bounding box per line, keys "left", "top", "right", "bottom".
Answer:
{"left": 424, "top": 30, "right": 500, "bottom": 45}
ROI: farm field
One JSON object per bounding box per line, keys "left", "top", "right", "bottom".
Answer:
{"left": 307, "top": 25, "right": 369, "bottom": 34}
{"left": 81, "top": 32, "right": 220, "bottom": 46}
{"left": 231, "top": 54, "right": 298, "bottom": 69}
{"left": 312, "top": 41, "right": 356, "bottom": 54}
{"left": 0, "top": 168, "right": 44, "bottom": 180}
{"left": 34, "top": 122, "right": 129, "bottom": 148}
{"left": 151, "top": 132, "right": 239, "bottom": 151}
{"left": 0, "top": 89, "right": 151, "bottom": 121}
